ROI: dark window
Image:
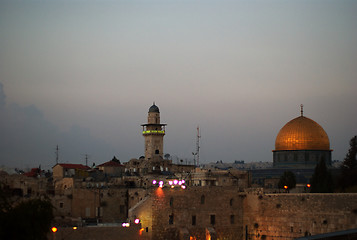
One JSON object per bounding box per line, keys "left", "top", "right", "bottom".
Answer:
{"left": 169, "top": 214, "right": 174, "bottom": 225}
{"left": 201, "top": 195, "right": 205, "bottom": 204}
{"left": 120, "top": 205, "right": 125, "bottom": 214}
{"left": 146, "top": 227, "right": 149, "bottom": 232}
{"left": 192, "top": 215, "right": 196, "bottom": 226}
{"left": 230, "top": 215, "right": 235, "bottom": 224}
{"left": 210, "top": 215, "right": 215, "bottom": 225}
{"left": 170, "top": 197, "right": 174, "bottom": 207}
{"left": 59, "top": 202, "right": 64, "bottom": 208}
{"left": 155, "top": 150, "right": 159, "bottom": 154}
{"left": 230, "top": 198, "right": 234, "bottom": 206}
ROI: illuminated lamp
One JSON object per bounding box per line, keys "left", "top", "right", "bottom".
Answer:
{"left": 284, "top": 185, "right": 288, "bottom": 189}
{"left": 152, "top": 180, "right": 157, "bottom": 185}
{"left": 181, "top": 185, "right": 186, "bottom": 189}
{"left": 181, "top": 179, "right": 185, "bottom": 184}
{"left": 173, "top": 180, "right": 178, "bottom": 185}
{"left": 178, "top": 181, "right": 182, "bottom": 185}
{"left": 73, "top": 227, "right": 77, "bottom": 230}
{"left": 169, "top": 181, "right": 173, "bottom": 185}
{"left": 134, "top": 218, "right": 140, "bottom": 224}
{"left": 51, "top": 227, "right": 58, "bottom": 233}
{"left": 122, "top": 223, "right": 130, "bottom": 227}
{"left": 171, "top": 185, "right": 174, "bottom": 188}
{"left": 307, "top": 184, "right": 311, "bottom": 188}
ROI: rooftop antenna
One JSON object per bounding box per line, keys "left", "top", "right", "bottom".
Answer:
{"left": 300, "top": 104, "right": 304, "bottom": 116}
{"left": 82, "top": 154, "right": 90, "bottom": 166}
{"left": 196, "top": 126, "right": 201, "bottom": 167}
{"left": 55, "top": 145, "right": 59, "bottom": 164}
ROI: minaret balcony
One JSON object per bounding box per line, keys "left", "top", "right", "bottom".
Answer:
{"left": 142, "top": 130, "right": 165, "bottom": 135}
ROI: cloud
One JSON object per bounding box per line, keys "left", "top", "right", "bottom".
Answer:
{"left": 0, "top": 82, "right": 116, "bottom": 169}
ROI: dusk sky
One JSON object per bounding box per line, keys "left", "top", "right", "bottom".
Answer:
{"left": 1, "top": 0, "right": 356, "bottom": 169}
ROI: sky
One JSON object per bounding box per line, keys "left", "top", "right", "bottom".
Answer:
{"left": 0, "top": 0, "right": 356, "bottom": 169}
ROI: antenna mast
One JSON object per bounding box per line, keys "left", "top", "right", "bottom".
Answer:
{"left": 196, "top": 126, "right": 201, "bottom": 167}
{"left": 55, "top": 145, "right": 59, "bottom": 164}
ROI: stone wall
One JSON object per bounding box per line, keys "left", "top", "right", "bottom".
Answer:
{"left": 243, "top": 191, "right": 357, "bottom": 240}
{"left": 130, "top": 186, "right": 245, "bottom": 240}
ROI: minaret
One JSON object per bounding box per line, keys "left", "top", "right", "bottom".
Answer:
{"left": 141, "top": 103, "right": 167, "bottom": 160}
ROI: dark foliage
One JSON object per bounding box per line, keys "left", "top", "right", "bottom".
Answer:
{"left": 310, "top": 158, "right": 333, "bottom": 193}
{"left": 278, "top": 171, "right": 296, "bottom": 190}
{"left": 339, "top": 136, "right": 357, "bottom": 192}
{"left": 0, "top": 189, "right": 54, "bottom": 240}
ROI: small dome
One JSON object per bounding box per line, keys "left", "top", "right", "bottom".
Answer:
{"left": 275, "top": 116, "right": 330, "bottom": 151}
{"left": 149, "top": 103, "right": 160, "bottom": 113}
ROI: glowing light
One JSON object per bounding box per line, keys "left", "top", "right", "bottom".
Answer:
{"left": 181, "top": 179, "right": 185, "bottom": 184}
{"left": 139, "top": 228, "right": 144, "bottom": 235}
{"left": 178, "top": 181, "right": 182, "bottom": 185}
{"left": 122, "top": 223, "right": 130, "bottom": 227}
{"left": 142, "top": 130, "right": 165, "bottom": 134}
{"left": 171, "top": 185, "right": 174, "bottom": 188}
{"left": 159, "top": 181, "right": 164, "bottom": 188}
{"left": 181, "top": 185, "right": 186, "bottom": 189}
{"left": 73, "top": 227, "right": 77, "bottom": 230}
{"left": 152, "top": 180, "right": 157, "bottom": 185}
{"left": 134, "top": 218, "right": 140, "bottom": 224}
{"left": 173, "top": 180, "right": 178, "bottom": 185}
{"left": 51, "top": 227, "right": 58, "bottom": 233}
{"left": 169, "top": 181, "right": 173, "bottom": 185}
{"left": 307, "top": 184, "right": 311, "bottom": 188}
{"left": 284, "top": 185, "right": 288, "bottom": 189}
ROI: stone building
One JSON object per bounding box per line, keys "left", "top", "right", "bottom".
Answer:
{"left": 273, "top": 105, "right": 332, "bottom": 169}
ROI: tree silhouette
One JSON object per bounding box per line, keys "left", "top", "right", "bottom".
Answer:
{"left": 339, "top": 136, "right": 357, "bottom": 192}
{"left": 310, "top": 158, "right": 333, "bottom": 193}
{"left": 0, "top": 190, "right": 54, "bottom": 240}
{"left": 278, "top": 171, "right": 296, "bottom": 191}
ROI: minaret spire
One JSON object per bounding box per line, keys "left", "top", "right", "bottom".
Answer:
{"left": 300, "top": 104, "right": 304, "bottom": 116}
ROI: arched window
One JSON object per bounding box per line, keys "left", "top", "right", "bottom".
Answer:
{"left": 155, "top": 149, "right": 159, "bottom": 154}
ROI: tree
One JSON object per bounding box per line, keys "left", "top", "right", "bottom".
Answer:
{"left": 339, "top": 136, "right": 357, "bottom": 191}
{"left": 278, "top": 171, "right": 296, "bottom": 191}
{"left": 0, "top": 191, "right": 54, "bottom": 240}
{"left": 310, "top": 158, "right": 333, "bottom": 193}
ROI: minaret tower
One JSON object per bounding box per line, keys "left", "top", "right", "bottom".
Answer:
{"left": 141, "top": 103, "right": 167, "bottom": 160}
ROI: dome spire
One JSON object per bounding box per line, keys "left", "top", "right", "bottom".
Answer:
{"left": 300, "top": 104, "right": 304, "bottom": 116}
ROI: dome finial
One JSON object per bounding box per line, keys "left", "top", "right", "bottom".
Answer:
{"left": 300, "top": 104, "right": 304, "bottom": 116}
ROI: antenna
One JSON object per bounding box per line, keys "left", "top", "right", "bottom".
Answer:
{"left": 82, "top": 154, "right": 91, "bottom": 166}
{"left": 55, "top": 145, "right": 59, "bottom": 164}
{"left": 196, "top": 126, "right": 201, "bottom": 167}
{"left": 300, "top": 104, "right": 304, "bottom": 116}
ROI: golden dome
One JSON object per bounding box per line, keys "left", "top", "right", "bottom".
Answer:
{"left": 275, "top": 116, "right": 330, "bottom": 151}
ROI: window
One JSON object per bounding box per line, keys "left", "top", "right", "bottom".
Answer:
{"left": 201, "top": 195, "right": 205, "bottom": 204}
{"left": 230, "top": 215, "right": 235, "bottom": 224}
{"left": 85, "top": 207, "right": 91, "bottom": 217}
{"left": 59, "top": 202, "right": 64, "bottom": 208}
{"left": 230, "top": 198, "right": 234, "bottom": 206}
{"left": 192, "top": 215, "right": 196, "bottom": 226}
{"left": 210, "top": 215, "right": 215, "bottom": 225}
{"left": 155, "top": 150, "right": 159, "bottom": 154}
{"left": 120, "top": 205, "right": 125, "bottom": 214}
{"left": 169, "top": 214, "right": 174, "bottom": 225}
{"left": 170, "top": 197, "right": 174, "bottom": 207}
